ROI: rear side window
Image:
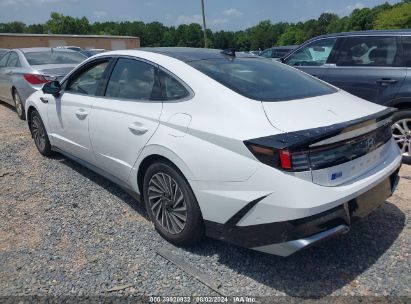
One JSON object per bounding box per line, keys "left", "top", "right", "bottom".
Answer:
{"left": 7, "top": 52, "right": 21, "bottom": 67}
{"left": 160, "top": 70, "right": 190, "bottom": 101}
{"left": 189, "top": 57, "right": 337, "bottom": 102}
{"left": 402, "top": 36, "right": 411, "bottom": 67}
{"left": 285, "top": 38, "right": 336, "bottom": 67}
{"left": 105, "top": 58, "right": 160, "bottom": 101}
{"left": 335, "top": 36, "right": 400, "bottom": 67}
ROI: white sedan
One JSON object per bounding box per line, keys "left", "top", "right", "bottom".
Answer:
{"left": 25, "top": 48, "right": 402, "bottom": 256}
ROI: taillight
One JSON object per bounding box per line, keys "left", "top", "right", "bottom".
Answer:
{"left": 279, "top": 150, "right": 292, "bottom": 170}
{"left": 245, "top": 143, "right": 309, "bottom": 171}
{"left": 23, "top": 74, "right": 49, "bottom": 85}
{"left": 245, "top": 123, "right": 392, "bottom": 172}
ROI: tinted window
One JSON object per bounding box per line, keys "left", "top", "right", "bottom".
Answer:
{"left": 260, "top": 49, "right": 272, "bottom": 58}
{"left": 24, "top": 50, "right": 86, "bottom": 65}
{"left": 105, "top": 58, "right": 158, "bottom": 101}
{"left": 160, "top": 70, "right": 190, "bottom": 101}
{"left": 189, "top": 58, "right": 337, "bottom": 102}
{"left": 272, "top": 49, "right": 292, "bottom": 58}
{"left": 7, "top": 52, "right": 21, "bottom": 67}
{"left": 66, "top": 60, "right": 109, "bottom": 95}
{"left": 335, "top": 36, "right": 400, "bottom": 67}
{"left": 0, "top": 53, "right": 9, "bottom": 67}
{"left": 402, "top": 36, "right": 411, "bottom": 67}
{"left": 286, "top": 38, "right": 336, "bottom": 66}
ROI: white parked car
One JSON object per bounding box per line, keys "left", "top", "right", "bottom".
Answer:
{"left": 25, "top": 48, "right": 402, "bottom": 256}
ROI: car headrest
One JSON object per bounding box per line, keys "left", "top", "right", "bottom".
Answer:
{"left": 369, "top": 48, "right": 388, "bottom": 65}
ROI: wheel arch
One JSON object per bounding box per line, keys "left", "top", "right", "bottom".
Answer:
{"left": 133, "top": 146, "right": 196, "bottom": 198}
{"left": 387, "top": 98, "right": 411, "bottom": 111}
{"left": 26, "top": 104, "right": 42, "bottom": 136}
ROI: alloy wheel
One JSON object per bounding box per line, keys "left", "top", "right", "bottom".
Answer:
{"left": 14, "top": 92, "right": 23, "bottom": 117}
{"left": 32, "top": 115, "right": 46, "bottom": 152}
{"left": 392, "top": 118, "right": 411, "bottom": 157}
{"left": 148, "top": 172, "right": 187, "bottom": 234}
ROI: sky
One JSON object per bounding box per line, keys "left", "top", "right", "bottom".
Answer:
{"left": 0, "top": 0, "right": 402, "bottom": 31}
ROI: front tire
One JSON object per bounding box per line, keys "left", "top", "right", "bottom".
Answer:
{"left": 143, "top": 161, "right": 204, "bottom": 246}
{"left": 30, "top": 110, "right": 52, "bottom": 156}
{"left": 13, "top": 89, "right": 25, "bottom": 120}
{"left": 392, "top": 110, "right": 411, "bottom": 164}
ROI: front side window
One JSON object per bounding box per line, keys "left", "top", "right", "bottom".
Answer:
{"left": 7, "top": 52, "right": 21, "bottom": 67}
{"left": 66, "top": 60, "right": 109, "bottom": 95}
{"left": 160, "top": 70, "right": 190, "bottom": 101}
{"left": 0, "top": 53, "right": 10, "bottom": 68}
{"left": 189, "top": 57, "right": 337, "bottom": 102}
{"left": 105, "top": 58, "right": 158, "bottom": 101}
{"left": 335, "top": 36, "right": 400, "bottom": 67}
{"left": 286, "top": 38, "right": 337, "bottom": 67}
{"left": 24, "top": 50, "right": 86, "bottom": 66}
{"left": 260, "top": 49, "right": 272, "bottom": 58}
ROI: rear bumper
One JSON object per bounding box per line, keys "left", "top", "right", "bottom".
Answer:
{"left": 205, "top": 169, "right": 400, "bottom": 256}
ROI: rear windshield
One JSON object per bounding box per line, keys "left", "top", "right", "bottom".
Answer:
{"left": 188, "top": 57, "right": 337, "bottom": 101}
{"left": 24, "top": 51, "right": 86, "bottom": 65}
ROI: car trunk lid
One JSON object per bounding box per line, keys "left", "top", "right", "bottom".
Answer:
{"left": 252, "top": 92, "right": 396, "bottom": 186}
{"left": 32, "top": 64, "right": 77, "bottom": 81}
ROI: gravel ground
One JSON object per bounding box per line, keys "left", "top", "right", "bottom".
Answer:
{"left": 0, "top": 101, "right": 410, "bottom": 302}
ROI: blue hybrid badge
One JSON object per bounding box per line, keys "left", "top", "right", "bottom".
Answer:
{"left": 331, "top": 171, "right": 343, "bottom": 181}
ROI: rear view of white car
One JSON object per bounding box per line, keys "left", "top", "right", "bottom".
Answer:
{"left": 25, "top": 48, "right": 402, "bottom": 256}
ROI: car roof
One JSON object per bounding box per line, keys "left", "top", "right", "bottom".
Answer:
{"left": 140, "top": 47, "right": 256, "bottom": 62}
{"left": 309, "top": 29, "right": 411, "bottom": 41}
{"left": 15, "top": 47, "right": 78, "bottom": 53}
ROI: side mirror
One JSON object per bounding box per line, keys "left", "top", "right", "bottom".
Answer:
{"left": 42, "top": 80, "right": 61, "bottom": 96}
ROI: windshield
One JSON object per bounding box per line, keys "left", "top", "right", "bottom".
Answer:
{"left": 188, "top": 57, "right": 337, "bottom": 101}
{"left": 24, "top": 51, "right": 86, "bottom": 65}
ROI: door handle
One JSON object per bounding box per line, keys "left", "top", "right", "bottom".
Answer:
{"left": 376, "top": 78, "right": 398, "bottom": 86}
{"left": 5, "top": 70, "right": 13, "bottom": 75}
{"left": 128, "top": 123, "right": 148, "bottom": 135}
{"left": 40, "top": 97, "right": 49, "bottom": 104}
{"left": 75, "top": 109, "right": 88, "bottom": 120}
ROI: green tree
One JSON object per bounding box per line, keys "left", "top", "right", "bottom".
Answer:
{"left": 0, "top": 21, "right": 26, "bottom": 33}
{"left": 45, "top": 12, "right": 90, "bottom": 34}
{"left": 374, "top": 3, "right": 411, "bottom": 29}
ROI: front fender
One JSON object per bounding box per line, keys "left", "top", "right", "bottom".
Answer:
{"left": 25, "top": 91, "right": 49, "bottom": 134}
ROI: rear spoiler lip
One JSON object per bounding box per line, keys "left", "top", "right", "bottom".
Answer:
{"left": 246, "top": 107, "right": 396, "bottom": 150}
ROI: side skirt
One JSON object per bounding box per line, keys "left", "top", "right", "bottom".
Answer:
{"left": 51, "top": 146, "right": 142, "bottom": 203}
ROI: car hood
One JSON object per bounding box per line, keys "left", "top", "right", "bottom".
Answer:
{"left": 261, "top": 90, "right": 387, "bottom": 132}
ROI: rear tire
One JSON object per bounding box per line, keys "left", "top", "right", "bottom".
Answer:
{"left": 392, "top": 110, "right": 411, "bottom": 165}
{"left": 30, "top": 110, "right": 52, "bottom": 156}
{"left": 13, "top": 89, "right": 25, "bottom": 120}
{"left": 143, "top": 161, "right": 204, "bottom": 246}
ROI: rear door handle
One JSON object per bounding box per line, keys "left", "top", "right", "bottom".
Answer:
{"left": 128, "top": 123, "right": 148, "bottom": 135}
{"left": 40, "top": 97, "right": 49, "bottom": 103}
{"left": 5, "top": 70, "right": 13, "bottom": 75}
{"left": 376, "top": 78, "right": 398, "bottom": 86}
{"left": 75, "top": 109, "right": 88, "bottom": 120}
